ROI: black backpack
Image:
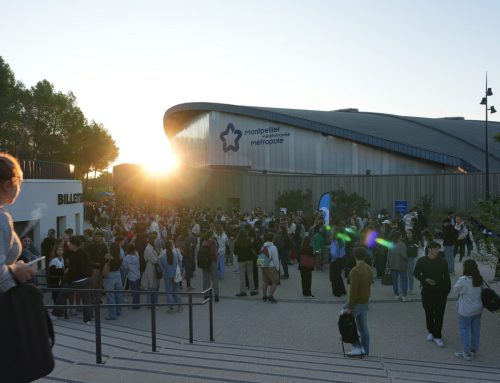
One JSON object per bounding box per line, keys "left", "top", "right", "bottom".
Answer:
{"left": 338, "top": 312, "right": 359, "bottom": 357}
{"left": 197, "top": 244, "right": 212, "bottom": 269}
{"left": 482, "top": 281, "right": 500, "bottom": 312}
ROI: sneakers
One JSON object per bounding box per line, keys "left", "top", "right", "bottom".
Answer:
{"left": 454, "top": 351, "right": 472, "bottom": 361}
{"left": 347, "top": 346, "right": 366, "bottom": 357}
{"left": 262, "top": 296, "right": 268, "bottom": 302}
{"left": 470, "top": 350, "right": 476, "bottom": 357}
{"left": 433, "top": 338, "right": 445, "bottom": 347}
{"left": 250, "top": 291, "right": 258, "bottom": 296}
{"left": 235, "top": 292, "right": 247, "bottom": 297}
{"left": 268, "top": 296, "right": 277, "bottom": 303}
{"left": 401, "top": 296, "right": 411, "bottom": 302}
{"left": 395, "top": 295, "right": 401, "bottom": 301}
{"left": 84, "top": 321, "right": 92, "bottom": 325}
{"left": 166, "top": 307, "right": 175, "bottom": 314}
{"left": 426, "top": 333, "right": 434, "bottom": 341}
{"left": 303, "top": 295, "right": 315, "bottom": 299}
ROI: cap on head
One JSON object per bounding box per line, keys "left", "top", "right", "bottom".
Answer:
{"left": 428, "top": 240, "right": 441, "bottom": 249}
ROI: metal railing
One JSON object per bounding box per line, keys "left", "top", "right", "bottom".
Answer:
{"left": 41, "top": 287, "right": 214, "bottom": 364}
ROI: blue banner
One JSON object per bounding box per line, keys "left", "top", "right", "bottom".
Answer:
{"left": 318, "top": 192, "right": 331, "bottom": 225}
{"left": 394, "top": 200, "right": 408, "bottom": 216}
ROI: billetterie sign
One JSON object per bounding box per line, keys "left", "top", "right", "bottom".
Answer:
{"left": 57, "top": 193, "right": 83, "bottom": 205}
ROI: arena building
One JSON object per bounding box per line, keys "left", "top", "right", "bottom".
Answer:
{"left": 115, "top": 102, "right": 500, "bottom": 213}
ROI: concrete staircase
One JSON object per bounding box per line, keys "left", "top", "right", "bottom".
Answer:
{"left": 40, "top": 319, "right": 500, "bottom": 383}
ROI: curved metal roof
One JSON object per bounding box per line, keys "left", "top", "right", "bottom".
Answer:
{"left": 164, "top": 102, "right": 500, "bottom": 172}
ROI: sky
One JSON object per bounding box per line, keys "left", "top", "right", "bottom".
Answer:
{"left": 1, "top": 0, "right": 500, "bottom": 166}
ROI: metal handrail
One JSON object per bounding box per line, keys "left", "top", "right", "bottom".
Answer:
{"left": 41, "top": 286, "right": 214, "bottom": 364}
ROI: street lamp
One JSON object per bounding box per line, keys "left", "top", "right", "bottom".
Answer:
{"left": 480, "top": 74, "right": 496, "bottom": 200}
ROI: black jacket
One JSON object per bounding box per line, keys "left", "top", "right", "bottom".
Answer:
{"left": 66, "top": 248, "right": 92, "bottom": 283}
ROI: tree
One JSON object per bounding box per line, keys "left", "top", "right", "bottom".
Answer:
{"left": 330, "top": 188, "right": 370, "bottom": 223}
{"left": 0, "top": 56, "right": 119, "bottom": 187}
{"left": 275, "top": 189, "right": 312, "bottom": 215}
{"left": 0, "top": 57, "right": 27, "bottom": 155}
{"left": 474, "top": 196, "right": 500, "bottom": 280}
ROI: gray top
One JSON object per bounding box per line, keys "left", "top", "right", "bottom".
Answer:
{"left": 0, "top": 207, "right": 21, "bottom": 292}
{"left": 386, "top": 241, "right": 408, "bottom": 271}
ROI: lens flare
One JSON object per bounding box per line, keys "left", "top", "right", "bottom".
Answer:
{"left": 336, "top": 233, "right": 351, "bottom": 242}
{"left": 345, "top": 227, "right": 357, "bottom": 234}
{"left": 364, "top": 230, "right": 378, "bottom": 248}
{"left": 375, "top": 238, "right": 395, "bottom": 249}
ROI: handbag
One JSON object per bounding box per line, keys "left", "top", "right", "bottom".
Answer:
{"left": 382, "top": 269, "right": 393, "bottom": 285}
{"left": 300, "top": 254, "right": 315, "bottom": 269}
{"left": 174, "top": 264, "right": 182, "bottom": 283}
{"left": 102, "top": 260, "right": 110, "bottom": 278}
{"left": 0, "top": 282, "right": 55, "bottom": 382}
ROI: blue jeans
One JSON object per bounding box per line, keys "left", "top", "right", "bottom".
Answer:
{"left": 146, "top": 288, "right": 158, "bottom": 305}
{"left": 129, "top": 279, "right": 141, "bottom": 305}
{"left": 407, "top": 258, "right": 416, "bottom": 291}
{"left": 344, "top": 303, "right": 370, "bottom": 355}
{"left": 217, "top": 255, "right": 225, "bottom": 280}
{"left": 458, "top": 314, "right": 481, "bottom": 353}
{"left": 104, "top": 271, "right": 123, "bottom": 319}
{"left": 391, "top": 269, "right": 408, "bottom": 296}
{"left": 444, "top": 245, "right": 454, "bottom": 274}
{"left": 164, "top": 277, "right": 182, "bottom": 306}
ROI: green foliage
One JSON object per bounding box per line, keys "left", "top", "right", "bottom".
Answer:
{"left": 474, "top": 196, "right": 500, "bottom": 279}
{"left": 415, "top": 194, "right": 434, "bottom": 218}
{"left": 275, "top": 189, "right": 312, "bottom": 215}
{"left": 0, "top": 56, "right": 119, "bottom": 183}
{"left": 330, "top": 188, "right": 370, "bottom": 223}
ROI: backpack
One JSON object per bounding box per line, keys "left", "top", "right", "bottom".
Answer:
{"left": 197, "top": 243, "right": 212, "bottom": 269}
{"left": 338, "top": 312, "right": 359, "bottom": 344}
{"left": 257, "top": 245, "right": 272, "bottom": 268}
{"left": 482, "top": 282, "right": 500, "bottom": 312}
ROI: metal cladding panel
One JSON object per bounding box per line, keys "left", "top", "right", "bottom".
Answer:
{"left": 204, "top": 113, "right": 452, "bottom": 175}
{"left": 171, "top": 113, "right": 210, "bottom": 167}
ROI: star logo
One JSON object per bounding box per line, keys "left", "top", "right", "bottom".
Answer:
{"left": 219, "top": 123, "right": 242, "bottom": 152}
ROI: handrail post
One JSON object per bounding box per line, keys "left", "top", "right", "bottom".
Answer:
{"left": 188, "top": 292, "right": 193, "bottom": 344}
{"left": 151, "top": 290, "right": 157, "bottom": 352}
{"left": 95, "top": 297, "right": 102, "bottom": 364}
{"left": 209, "top": 288, "right": 214, "bottom": 342}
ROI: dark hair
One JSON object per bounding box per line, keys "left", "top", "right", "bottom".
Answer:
{"left": 427, "top": 240, "right": 441, "bottom": 249}
{"left": 264, "top": 232, "right": 274, "bottom": 242}
{"left": 69, "top": 236, "right": 81, "bottom": 247}
{"left": 166, "top": 240, "right": 174, "bottom": 265}
{"left": 353, "top": 246, "right": 368, "bottom": 261}
{"left": 0, "top": 152, "right": 22, "bottom": 183}
{"left": 462, "top": 259, "right": 483, "bottom": 287}
{"left": 65, "top": 228, "right": 74, "bottom": 235}
{"left": 390, "top": 230, "right": 402, "bottom": 241}
{"left": 126, "top": 243, "right": 136, "bottom": 254}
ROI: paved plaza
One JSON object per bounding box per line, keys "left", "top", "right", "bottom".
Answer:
{"left": 40, "top": 253, "right": 500, "bottom": 383}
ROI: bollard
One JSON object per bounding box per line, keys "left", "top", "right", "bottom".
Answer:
{"left": 188, "top": 293, "right": 193, "bottom": 344}
{"left": 95, "top": 301, "right": 103, "bottom": 364}
{"left": 151, "top": 291, "right": 157, "bottom": 352}
{"left": 209, "top": 288, "right": 214, "bottom": 342}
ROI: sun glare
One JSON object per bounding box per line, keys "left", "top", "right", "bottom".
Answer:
{"left": 137, "top": 136, "right": 181, "bottom": 176}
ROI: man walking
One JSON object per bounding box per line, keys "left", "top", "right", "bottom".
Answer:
{"left": 413, "top": 241, "right": 451, "bottom": 347}
{"left": 344, "top": 246, "right": 373, "bottom": 356}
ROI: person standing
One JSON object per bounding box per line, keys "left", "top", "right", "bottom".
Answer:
{"left": 404, "top": 229, "right": 419, "bottom": 295}
{"left": 214, "top": 224, "right": 228, "bottom": 280}
{"left": 200, "top": 230, "right": 220, "bottom": 302}
{"left": 442, "top": 218, "right": 458, "bottom": 275}
{"left": 453, "top": 259, "right": 484, "bottom": 361}
{"left": 140, "top": 234, "right": 160, "bottom": 305}
{"left": 41, "top": 228, "right": 57, "bottom": 271}
{"left": 123, "top": 243, "right": 141, "bottom": 309}
{"left": 413, "top": 241, "right": 451, "bottom": 347}
{"left": 387, "top": 231, "right": 410, "bottom": 301}
{"left": 103, "top": 242, "right": 124, "bottom": 320}
{"left": 329, "top": 235, "right": 347, "bottom": 297}
{"left": 299, "top": 236, "right": 314, "bottom": 298}
{"left": 0, "top": 153, "right": 34, "bottom": 292}
{"left": 160, "top": 240, "right": 182, "bottom": 313}
{"left": 86, "top": 229, "right": 109, "bottom": 303}
{"left": 53, "top": 236, "right": 93, "bottom": 324}
{"left": 312, "top": 225, "right": 324, "bottom": 272}
{"left": 260, "top": 232, "right": 280, "bottom": 303}
{"left": 343, "top": 246, "right": 373, "bottom": 356}
{"left": 454, "top": 216, "right": 468, "bottom": 262}
{"left": 234, "top": 229, "right": 258, "bottom": 297}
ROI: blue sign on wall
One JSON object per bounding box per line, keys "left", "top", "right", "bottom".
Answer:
{"left": 394, "top": 200, "right": 408, "bottom": 216}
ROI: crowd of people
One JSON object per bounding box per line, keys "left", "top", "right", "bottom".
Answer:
{"left": 0, "top": 151, "right": 492, "bottom": 364}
